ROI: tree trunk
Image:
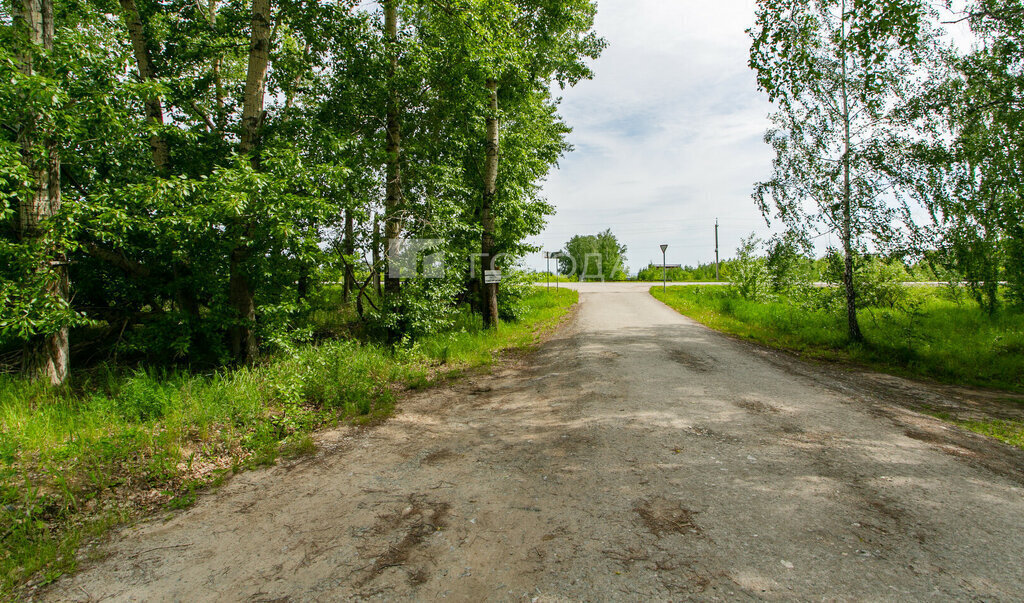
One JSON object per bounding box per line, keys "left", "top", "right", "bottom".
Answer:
{"left": 372, "top": 214, "right": 382, "bottom": 297}
{"left": 13, "top": 0, "right": 68, "bottom": 386}
{"left": 839, "top": 0, "right": 863, "bottom": 343}
{"left": 209, "top": 0, "right": 226, "bottom": 134}
{"left": 229, "top": 0, "right": 272, "bottom": 364}
{"left": 480, "top": 78, "right": 500, "bottom": 329}
{"left": 343, "top": 209, "right": 355, "bottom": 303}
{"left": 118, "top": 0, "right": 170, "bottom": 173}
{"left": 119, "top": 0, "right": 205, "bottom": 324}
{"left": 239, "top": 0, "right": 270, "bottom": 158}
{"left": 383, "top": 0, "right": 403, "bottom": 298}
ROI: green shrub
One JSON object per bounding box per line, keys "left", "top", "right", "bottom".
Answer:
{"left": 110, "top": 371, "right": 182, "bottom": 422}
{"left": 368, "top": 277, "right": 460, "bottom": 342}
{"left": 731, "top": 234, "right": 770, "bottom": 301}
{"left": 497, "top": 270, "right": 535, "bottom": 322}
{"left": 654, "top": 285, "right": 1024, "bottom": 392}
{"left": 858, "top": 258, "right": 911, "bottom": 310}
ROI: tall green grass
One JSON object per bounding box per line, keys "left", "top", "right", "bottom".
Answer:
{"left": 651, "top": 286, "right": 1024, "bottom": 393}
{"left": 0, "top": 287, "right": 577, "bottom": 598}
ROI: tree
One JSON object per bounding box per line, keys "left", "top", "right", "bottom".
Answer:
{"left": 750, "top": 0, "right": 928, "bottom": 341}
{"left": 558, "top": 229, "right": 627, "bottom": 281}
{"left": 765, "top": 230, "right": 815, "bottom": 296}
{"left": 732, "top": 234, "right": 769, "bottom": 301}
{"left": 396, "top": 0, "right": 603, "bottom": 329}
{"left": 224, "top": 0, "right": 273, "bottom": 364}
{"left": 906, "top": 0, "right": 1024, "bottom": 309}
{"left": 383, "top": 0, "right": 403, "bottom": 299}
{"left": 481, "top": 78, "right": 501, "bottom": 328}
{"left": 9, "top": 0, "right": 68, "bottom": 384}
{"left": 0, "top": 0, "right": 603, "bottom": 374}
{"left": 118, "top": 0, "right": 169, "bottom": 174}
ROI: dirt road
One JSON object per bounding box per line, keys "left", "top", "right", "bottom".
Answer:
{"left": 44, "top": 285, "right": 1024, "bottom": 601}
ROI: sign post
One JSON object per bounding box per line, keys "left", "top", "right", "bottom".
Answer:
{"left": 551, "top": 252, "right": 561, "bottom": 291}
{"left": 715, "top": 219, "right": 720, "bottom": 282}
{"left": 543, "top": 252, "right": 551, "bottom": 290}
{"left": 484, "top": 270, "right": 502, "bottom": 285}
{"left": 660, "top": 244, "right": 669, "bottom": 293}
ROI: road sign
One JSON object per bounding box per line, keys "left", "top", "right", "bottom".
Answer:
{"left": 484, "top": 270, "right": 502, "bottom": 284}
{"left": 660, "top": 245, "right": 669, "bottom": 292}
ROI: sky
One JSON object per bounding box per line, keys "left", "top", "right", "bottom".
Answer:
{"left": 525, "top": 0, "right": 775, "bottom": 274}
{"left": 524, "top": 1, "right": 977, "bottom": 275}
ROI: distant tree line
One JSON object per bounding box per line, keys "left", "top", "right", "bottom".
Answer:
{"left": 635, "top": 246, "right": 943, "bottom": 285}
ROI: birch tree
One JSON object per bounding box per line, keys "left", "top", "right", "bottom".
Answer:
{"left": 750, "top": 0, "right": 927, "bottom": 342}
{"left": 383, "top": 0, "right": 403, "bottom": 298}
{"left": 912, "top": 0, "right": 1024, "bottom": 308}
{"left": 10, "top": 0, "right": 68, "bottom": 384}
{"left": 226, "top": 0, "right": 271, "bottom": 364}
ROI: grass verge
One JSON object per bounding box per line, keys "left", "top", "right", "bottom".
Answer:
{"left": 924, "top": 408, "right": 1024, "bottom": 451}
{"left": 0, "top": 287, "right": 577, "bottom": 599}
{"left": 651, "top": 285, "right": 1024, "bottom": 450}
{"left": 651, "top": 284, "right": 1024, "bottom": 448}
{"left": 953, "top": 419, "right": 1024, "bottom": 449}
{"left": 651, "top": 286, "right": 1024, "bottom": 392}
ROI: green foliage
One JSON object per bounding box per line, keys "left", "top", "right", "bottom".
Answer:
{"left": 557, "top": 229, "right": 628, "bottom": 281}
{"left": 857, "top": 257, "right": 911, "bottom": 310}
{"left": 0, "top": 287, "right": 577, "bottom": 597}
{"left": 636, "top": 260, "right": 733, "bottom": 282}
{"left": 496, "top": 269, "right": 536, "bottom": 322}
{"left": 653, "top": 285, "right": 1024, "bottom": 392}
{"left": 368, "top": 277, "right": 462, "bottom": 343}
{"left": 765, "top": 231, "right": 816, "bottom": 300}
{"left": 731, "top": 234, "right": 770, "bottom": 302}
{"left": 820, "top": 250, "right": 912, "bottom": 311}
{"left": 0, "top": 0, "right": 604, "bottom": 371}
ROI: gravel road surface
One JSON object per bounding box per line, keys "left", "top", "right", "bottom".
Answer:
{"left": 42, "top": 285, "right": 1024, "bottom": 601}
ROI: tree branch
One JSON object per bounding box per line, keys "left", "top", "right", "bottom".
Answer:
{"left": 82, "top": 242, "right": 152, "bottom": 278}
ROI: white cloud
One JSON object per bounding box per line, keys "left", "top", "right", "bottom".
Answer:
{"left": 528, "top": 0, "right": 778, "bottom": 272}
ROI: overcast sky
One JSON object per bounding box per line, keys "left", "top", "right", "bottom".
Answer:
{"left": 524, "top": 1, "right": 977, "bottom": 275}
{"left": 525, "top": 0, "right": 774, "bottom": 274}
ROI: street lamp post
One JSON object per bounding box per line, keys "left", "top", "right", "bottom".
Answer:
{"left": 660, "top": 244, "right": 669, "bottom": 293}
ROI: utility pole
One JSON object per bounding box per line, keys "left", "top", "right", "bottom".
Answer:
{"left": 660, "top": 244, "right": 669, "bottom": 293}
{"left": 714, "top": 219, "right": 720, "bottom": 282}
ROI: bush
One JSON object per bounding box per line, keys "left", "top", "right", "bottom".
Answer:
{"left": 497, "top": 270, "right": 535, "bottom": 322}
{"left": 731, "top": 234, "right": 770, "bottom": 301}
{"left": 109, "top": 370, "right": 182, "bottom": 422}
{"left": 765, "top": 233, "right": 814, "bottom": 292}
{"left": 858, "top": 258, "right": 910, "bottom": 310}
{"left": 821, "top": 250, "right": 911, "bottom": 311}
{"left": 367, "top": 277, "right": 461, "bottom": 343}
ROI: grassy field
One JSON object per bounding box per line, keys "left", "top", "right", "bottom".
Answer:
{"left": 651, "top": 285, "right": 1024, "bottom": 391}
{"left": 651, "top": 286, "right": 1024, "bottom": 450}
{"left": 531, "top": 273, "right": 583, "bottom": 284}
{"left": 0, "top": 287, "right": 577, "bottom": 598}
